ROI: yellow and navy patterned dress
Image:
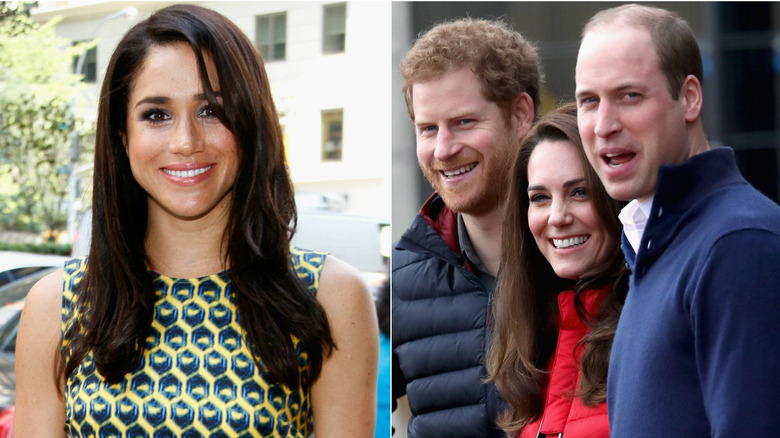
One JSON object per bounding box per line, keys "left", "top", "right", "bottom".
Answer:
{"left": 61, "top": 248, "right": 327, "bottom": 437}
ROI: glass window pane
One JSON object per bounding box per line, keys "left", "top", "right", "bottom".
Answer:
{"left": 323, "top": 4, "right": 346, "bottom": 54}
{"left": 273, "top": 14, "right": 286, "bottom": 43}
{"left": 321, "top": 109, "right": 343, "bottom": 161}
{"left": 255, "top": 15, "right": 270, "bottom": 59}
{"left": 273, "top": 14, "right": 286, "bottom": 59}
{"left": 256, "top": 13, "right": 285, "bottom": 61}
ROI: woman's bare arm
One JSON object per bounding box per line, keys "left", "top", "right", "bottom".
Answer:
{"left": 312, "top": 256, "right": 379, "bottom": 437}
{"left": 13, "top": 269, "right": 67, "bottom": 438}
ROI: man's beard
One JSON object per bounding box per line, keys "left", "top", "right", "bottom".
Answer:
{"left": 421, "top": 135, "right": 516, "bottom": 216}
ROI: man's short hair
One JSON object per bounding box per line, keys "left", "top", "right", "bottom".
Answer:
{"left": 583, "top": 3, "right": 703, "bottom": 99}
{"left": 400, "top": 17, "right": 543, "bottom": 121}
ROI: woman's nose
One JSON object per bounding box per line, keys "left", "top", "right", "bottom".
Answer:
{"left": 168, "top": 118, "right": 204, "bottom": 156}
{"left": 548, "top": 199, "right": 572, "bottom": 227}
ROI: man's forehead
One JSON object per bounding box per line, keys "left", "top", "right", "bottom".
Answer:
{"left": 582, "top": 20, "right": 649, "bottom": 39}
{"left": 411, "top": 68, "right": 482, "bottom": 106}
{"left": 412, "top": 67, "right": 473, "bottom": 89}
{"left": 578, "top": 24, "right": 654, "bottom": 59}
{"left": 576, "top": 25, "right": 658, "bottom": 80}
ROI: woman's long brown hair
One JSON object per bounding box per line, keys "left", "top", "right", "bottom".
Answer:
{"left": 487, "top": 103, "right": 628, "bottom": 436}
{"left": 59, "top": 4, "right": 334, "bottom": 392}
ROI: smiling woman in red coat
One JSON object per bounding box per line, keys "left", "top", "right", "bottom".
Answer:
{"left": 487, "top": 103, "right": 628, "bottom": 437}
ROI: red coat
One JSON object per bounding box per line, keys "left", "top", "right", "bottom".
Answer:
{"left": 519, "top": 287, "right": 611, "bottom": 438}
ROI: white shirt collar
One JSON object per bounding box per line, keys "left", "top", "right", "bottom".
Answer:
{"left": 618, "top": 195, "right": 655, "bottom": 253}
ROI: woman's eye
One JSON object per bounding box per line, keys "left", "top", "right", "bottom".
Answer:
{"left": 199, "top": 105, "right": 217, "bottom": 118}
{"left": 142, "top": 109, "right": 169, "bottom": 123}
{"left": 572, "top": 187, "right": 588, "bottom": 198}
{"left": 529, "top": 193, "right": 549, "bottom": 204}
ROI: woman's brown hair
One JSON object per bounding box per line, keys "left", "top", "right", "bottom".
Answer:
{"left": 487, "top": 102, "right": 628, "bottom": 435}
{"left": 60, "top": 4, "right": 334, "bottom": 391}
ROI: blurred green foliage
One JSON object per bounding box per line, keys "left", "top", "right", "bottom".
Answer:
{"left": 0, "top": 2, "right": 94, "bottom": 235}
{"left": 0, "top": 240, "right": 70, "bottom": 255}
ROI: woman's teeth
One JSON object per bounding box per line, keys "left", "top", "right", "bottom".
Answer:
{"left": 163, "top": 166, "right": 213, "bottom": 178}
{"left": 553, "top": 236, "right": 589, "bottom": 248}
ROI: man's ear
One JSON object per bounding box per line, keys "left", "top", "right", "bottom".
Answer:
{"left": 510, "top": 92, "right": 535, "bottom": 139}
{"left": 680, "top": 75, "right": 703, "bottom": 123}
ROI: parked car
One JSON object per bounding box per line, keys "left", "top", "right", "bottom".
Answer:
{"left": 0, "top": 251, "right": 67, "bottom": 289}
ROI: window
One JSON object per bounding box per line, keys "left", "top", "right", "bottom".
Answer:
{"left": 321, "top": 109, "right": 343, "bottom": 161}
{"left": 72, "top": 44, "right": 97, "bottom": 83}
{"left": 256, "top": 12, "right": 286, "bottom": 61}
{"left": 322, "top": 3, "right": 346, "bottom": 54}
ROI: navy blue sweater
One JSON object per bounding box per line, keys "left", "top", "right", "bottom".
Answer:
{"left": 392, "top": 194, "right": 504, "bottom": 438}
{"left": 608, "top": 148, "right": 780, "bottom": 436}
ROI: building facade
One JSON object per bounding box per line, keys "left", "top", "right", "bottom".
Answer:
{"left": 33, "top": 1, "right": 391, "bottom": 223}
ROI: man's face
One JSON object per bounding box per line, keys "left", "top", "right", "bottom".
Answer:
{"left": 412, "top": 67, "right": 519, "bottom": 215}
{"left": 575, "top": 26, "right": 693, "bottom": 202}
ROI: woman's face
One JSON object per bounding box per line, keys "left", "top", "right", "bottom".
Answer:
{"left": 124, "top": 42, "right": 239, "bottom": 223}
{"left": 526, "top": 139, "right": 616, "bottom": 280}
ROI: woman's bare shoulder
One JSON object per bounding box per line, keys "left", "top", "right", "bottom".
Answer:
{"left": 317, "top": 255, "right": 372, "bottom": 304}
{"left": 20, "top": 268, "right": 65, "bottom": 341}
{"left": 25, "top": 268, "right": 65, "bottom": 311}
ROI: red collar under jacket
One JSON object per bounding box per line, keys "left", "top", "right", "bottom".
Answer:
{"left": 519, "top": 286, "right": 611, "bottom": 438}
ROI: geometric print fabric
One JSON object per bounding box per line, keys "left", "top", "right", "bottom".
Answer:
{"left": 61, "top": 247, "right": 326, "bottom": 437}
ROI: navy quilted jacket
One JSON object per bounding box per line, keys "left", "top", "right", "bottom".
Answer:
{"left": 392, "top": 194, "right": 504, "bottom": 438}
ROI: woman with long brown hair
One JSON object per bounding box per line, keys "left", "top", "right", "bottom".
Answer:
{"left": 488, "top": 103, "right": 628, "bottom": 437}
{"left": 14, "top": 5, "right": 377, "bottom": 437}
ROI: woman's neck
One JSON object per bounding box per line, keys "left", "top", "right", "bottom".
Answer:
{"left": 143, "top": 206, "right": 231, "bottom": 278}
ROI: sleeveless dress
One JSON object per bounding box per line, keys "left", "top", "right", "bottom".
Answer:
{"left": 61, "top": 248, "right": 327, "bottom": 438}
